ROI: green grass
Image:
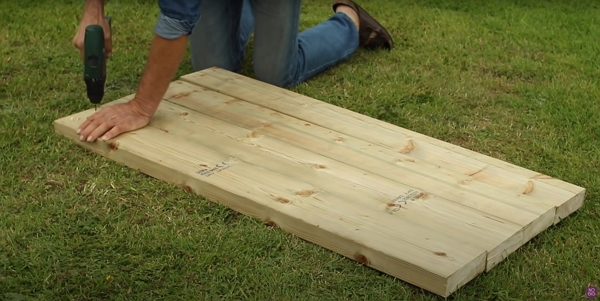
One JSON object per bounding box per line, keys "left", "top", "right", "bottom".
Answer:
{"left": 1, "top": 0, "right": 599, "bottom": 300}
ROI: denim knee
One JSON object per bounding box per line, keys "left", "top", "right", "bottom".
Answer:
{"left": 253, "top": 67, "right": 296, "bottom": 88}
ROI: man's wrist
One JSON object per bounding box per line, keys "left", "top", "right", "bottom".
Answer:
{"left": 129, "top": 97, "right": 157, "bottom": 119}
{"left": 83, "top": 0, "right": 105, "bottom": 18}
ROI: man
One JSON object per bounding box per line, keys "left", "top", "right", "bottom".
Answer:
{"left": 74, "top": 0, "right": 393, "bottom": 143}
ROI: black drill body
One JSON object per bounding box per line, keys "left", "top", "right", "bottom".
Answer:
{"left": 83, "top": 17, "right": 111, "bottom": 109}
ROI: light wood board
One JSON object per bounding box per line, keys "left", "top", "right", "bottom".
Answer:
{"left": 53, "top": 67, "right": 585, "bottom": 297}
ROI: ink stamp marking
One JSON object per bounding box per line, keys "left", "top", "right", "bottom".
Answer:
{"left": 197, "top": 158, "right": 233, "bottom": 177}
{"left": 387, "top": 189, "right": 423, "bottom": 213}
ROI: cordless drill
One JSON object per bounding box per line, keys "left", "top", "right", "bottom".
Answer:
{"left": 83, "top": 17, "right": 111, "bottom": 111}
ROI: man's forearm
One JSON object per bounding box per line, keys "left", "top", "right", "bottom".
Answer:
{"left": 131, "top": 34, "right": 189, "bottom": 116}
{"left": 83, "top": 0, "right": 105, "bottom": 17}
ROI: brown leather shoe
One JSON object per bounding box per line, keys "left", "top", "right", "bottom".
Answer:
{"left": 333, "top": 0, "right": 393, "bottom": 50}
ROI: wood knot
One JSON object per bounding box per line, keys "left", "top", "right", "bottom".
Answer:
{"left": 523, "top": 181, "right": 534, "bottom": 194}
{"left": 335, "top": 136, "right": 346, "bottom": 142}
{"left": 247, "top": 131, "right": 260, "bottom": 138}
{"left": 434, "top": 252, "right": 447, "bottom": 257}
{"left": 418, "top": 192, "right": 430, "bottom": 200}
{"left": 459, "top": 178, "right": 472, "bottom": 185}
{"left": 108, "top": 141, "right": 119, "bottom": 150}
{"left": 277, "top": 197, "right": 291, "bottom": 204}
{"left": 311, "top": 163, "right": 326, "bottom": 169}
{"left": 183, "top": 185, "right": 193, "bottom": 193}
{"left": 296, "top": 189, "right": 315, "bottom": 197}
{"left": 266, "top": 221, "right": 278, "bottom": 227}
{"left": 304, "top": 123, "right": 311, "bottom": 127}
{"left": 180, "top": 111, "right": 189, "bottom": 116}
{"left": 399, "top": 140, "right": 415, "bottom": 154}
{"left": 171, "top": 92, "right": 189, "bottom": 99}
{"left": 355, "top": 254, "right": 370, "bottom": 265}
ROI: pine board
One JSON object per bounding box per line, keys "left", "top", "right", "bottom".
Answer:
{"left": 53, "top": 67, "right": 585, "bottom": 297}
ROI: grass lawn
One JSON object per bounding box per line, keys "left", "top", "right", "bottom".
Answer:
{"left": 1, "top": 0, "right": 599, "bottom": 300}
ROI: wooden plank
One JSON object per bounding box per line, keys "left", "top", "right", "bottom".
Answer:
{"left": 155, "top": 94, "right": 527, "bottom": 265}
{"left": 54, "top": 107, "right": 486, "bottom": 296}
{"left": 163, "top": 82, "right": 550, "bottom": 217}
{"left": 177, "top": 72, "right": 581, "bottom": 267}
{"left": 181, "top": 68, "right": 585, "bottom": 226}
{"left": 160, "top": 81, "right": 559, "bottom": 270}
{"left": 53, "top": 68, "right": 585, "bottom": 297}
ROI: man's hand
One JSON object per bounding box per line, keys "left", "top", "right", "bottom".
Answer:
{"left": 73, "top": 1, "right": 112, "bottom": 60}
{"left": 75, "top": 33, "right": 189, "bottom": 143}
{"left": 77, "top": 100, "right": 152, "bottom": 142}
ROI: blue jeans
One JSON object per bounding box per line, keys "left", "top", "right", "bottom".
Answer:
{"left": 188, "top": 0, "right": 359, "bottom": 87}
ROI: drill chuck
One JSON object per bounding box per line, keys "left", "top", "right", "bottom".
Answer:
{"left": 85, "top": 77, "right": 105, "bottom": 104}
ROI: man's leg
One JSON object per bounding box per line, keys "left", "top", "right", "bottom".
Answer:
{"left": 250, "top": 0, "right": 360, "bottom": 87}
{"left": 189, "top": 0, "right": 255, "bottom": 72}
